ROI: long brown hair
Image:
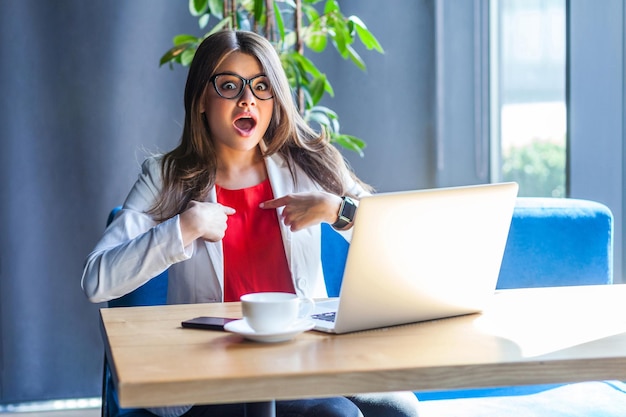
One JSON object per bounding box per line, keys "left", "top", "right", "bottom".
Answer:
{"left": 148, "top": 30, "right": 371, "bottom": 221}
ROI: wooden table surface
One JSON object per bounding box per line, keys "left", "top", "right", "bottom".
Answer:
{"left": 100, "top": 284, "right": 626, "bottom": 408}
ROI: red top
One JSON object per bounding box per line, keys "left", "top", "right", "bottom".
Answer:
{"left": 216, "top": 179, "right": 294, "bottom": 302}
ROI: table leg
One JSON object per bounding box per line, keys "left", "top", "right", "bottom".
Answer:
{"left": 244, "top": 400, "right": 276, "bottom": 417}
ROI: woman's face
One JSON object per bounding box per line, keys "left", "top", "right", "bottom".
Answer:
{"left": 202, "top": 52, "right": 274, "bottom": 155}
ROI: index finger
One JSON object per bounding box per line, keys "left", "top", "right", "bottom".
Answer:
{"left": 220, "top": 204, "right": 236, "bottom": 215}
{"left": 260, "top": 195, "right": 290, "bottom": 209}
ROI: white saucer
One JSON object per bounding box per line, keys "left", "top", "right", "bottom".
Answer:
{"left": 224, "top": 319, "right": 315, "bottom": 343}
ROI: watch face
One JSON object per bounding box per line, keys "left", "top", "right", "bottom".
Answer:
{"left": 339, "top": 197, "right": 357, "bottom": 223}
{"left": 333, "top": 197, "right": 357, "bottom": 228}
{"left": 344, "top": 198, "right": 357, "bottom": 220}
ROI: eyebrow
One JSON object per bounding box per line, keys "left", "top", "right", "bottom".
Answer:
{"left": 214, "top": 71, "right": 267, "bottom": 79}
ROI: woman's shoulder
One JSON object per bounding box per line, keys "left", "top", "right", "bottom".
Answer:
{"left": 141, "top": 154, "right": 164, "bottom": 170}
{"left": 137, "top": 154, "right": 168, "bottom": 180}
{"left": 133, "top": 154, "right": 166, "bottom": 192}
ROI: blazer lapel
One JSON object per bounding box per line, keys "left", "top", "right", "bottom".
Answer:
{"left": 265, "top": 153, "right": 296, "bottom": 275}
{"left": 203, "top": 186, "right": 224, "bottom": 295}
{"left": 264, "top": 153, "right": 319, "bottom": 297}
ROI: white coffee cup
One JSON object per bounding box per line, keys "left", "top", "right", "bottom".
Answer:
{"left": 240, "top": 292, "right": 315, "bottom": 333}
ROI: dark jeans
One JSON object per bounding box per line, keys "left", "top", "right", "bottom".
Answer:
{"left": 182, "top": 392, "right": 420, "bottom": 417}
{"left": 182, "top": 397, "right": 361, "bottom": 417}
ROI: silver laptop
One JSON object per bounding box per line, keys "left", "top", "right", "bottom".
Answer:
{"left": 311, "top": 182, "right": 519, "bottom": 334}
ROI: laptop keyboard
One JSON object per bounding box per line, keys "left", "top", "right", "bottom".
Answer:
{"left": 311, "top": 312, "right": 336, "bottom": 322}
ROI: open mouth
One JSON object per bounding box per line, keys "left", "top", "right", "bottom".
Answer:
{"left": 233, "top": 116, "right": 257, "bottom": 134}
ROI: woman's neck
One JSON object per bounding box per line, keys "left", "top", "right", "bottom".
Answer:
{"left": 215, "top": 146, "right": 267, "bottom": 190}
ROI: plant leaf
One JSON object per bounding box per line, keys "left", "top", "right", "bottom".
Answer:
{"left": 173, "top": 34, "right": 199, "bottom": 46}
{"left": 181, "top": 48, "right": 197, "bottom": 66}
{"left": 310, "top": 105, "right": 339, "bottom": 131}
{"left": 330, "top": 19, "right": 350, "bottom": 58}
{"left": 350, "top": 16, "right": 384, "bottom": 53}
{"left": 324, "top": 0, "right": 339, "bottom": 15}
{"left": 304, "top": 106, "right": 339, "bottom": 135}
{"left": 304, "top": 20, "right": 327, "bottom": 52}
{"left": 198, "top": 14, "right": 210, "bottom": 29}
{"left": 308, "top": 76, "right": 327, "bottom": 105}
{"left": 189, "top": 0, "right": 209, "bottom": 16}
{"left": 346, "top": 44, "right": 366, "bottom": 71}
{"left": 281, "top": 53, "right": 307, "bottom": 90}
{"left": 333, "top": 134, "right": 365, "bottom": 157}
{"left": 306, "top": 110, "right": 332, "bottom": 129}
{"left": 273, "top": 1, "right": 285, "bottom": 41}
{"left": 311, "top": 105, "right": 338, "bottom": 119}
{"left": 283, "top": 31, "right": 296, "bottom": 50}
{"left": 290, "top": 52, "right": 322, "bottom": 78}
{"left": 206, "top": 16, "right": 232, "bottom": 35}
{"left": 208, "top": 0, "right": 224, "bottom": 19}
{"left": 302, "top": 4, "right": 320, "bottom": 24}
{"left": 323, "top": 78, "right": 334, "bottom": 96}
{"left": 253, "top": 0, "right": 264, "bottom": 22}
{"left": 159, "top": 42, "right": 195, "bottom": 67}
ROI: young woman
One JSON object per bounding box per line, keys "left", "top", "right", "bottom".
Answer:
{"left": 82, "top": 30, "right": 419, "bottom": 417}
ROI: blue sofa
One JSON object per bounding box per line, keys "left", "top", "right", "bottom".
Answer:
{"left": 104, "top": 197, "right": 624, "bottom": 416}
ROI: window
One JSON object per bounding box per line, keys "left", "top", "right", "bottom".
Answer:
{"left": 490, "top": 0, "right": 567, "bottom": 197}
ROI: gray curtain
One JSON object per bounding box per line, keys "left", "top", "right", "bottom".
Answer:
{"left": 0, "top": 0, "right": 434, "bottom": 403}
{"left": 0, "top": 0, "right": 192, "bottom": 402}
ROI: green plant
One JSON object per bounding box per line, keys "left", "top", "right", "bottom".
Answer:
{"left": 502, "top": 140, "right": 566, "bottom": 197}
{"left": 160, "top": 0, "right": 383, "bottom": 156}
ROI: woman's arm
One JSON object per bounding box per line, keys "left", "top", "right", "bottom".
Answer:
{"left": 81, "top": 157, "right": 191, "bottom": 303}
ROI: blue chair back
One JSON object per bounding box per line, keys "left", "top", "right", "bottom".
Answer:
{"left": 497, "top": 197, "right": 613, "bottom": 288}
{"left": 102, "top": 207, "right": 166, "bottom": 417}
{"left": 106, "top": 207, "right": 168, "bottom": 308}
{"left": 321, "top": 223, "right": 349, "bottom": 297}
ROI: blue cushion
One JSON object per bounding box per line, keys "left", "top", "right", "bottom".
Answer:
{"left": 497, "top": 198, "right": 613, "bottom": 289}
{"left": 321, "top": 223, "right": 349, "bottom": 297}
{"left": 417, "top": 384, "right": 565, "bottom": 401}
{"left": 107, "top": 272, "right": 168, "bottom": 308}
{"left": 418, "top": 381, "right": 626, "bottom": 417}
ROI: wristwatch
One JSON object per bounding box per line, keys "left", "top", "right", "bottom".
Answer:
{"left": 332, "top": 196, "right": 357, "bottom": 229}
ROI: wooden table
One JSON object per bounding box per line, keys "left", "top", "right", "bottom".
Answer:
{"left": 100, "top": 284, "right": 626, "bottom": 411}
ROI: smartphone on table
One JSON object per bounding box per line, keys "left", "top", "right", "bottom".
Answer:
{"left": 181, "top": 316, "right": 237, "bottom": 331}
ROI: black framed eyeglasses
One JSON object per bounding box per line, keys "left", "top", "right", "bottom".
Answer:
{"left": 210, "top": 72, "right": 274, "bottom": 101}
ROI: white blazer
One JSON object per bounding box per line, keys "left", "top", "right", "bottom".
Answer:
{"left": 82, "top": 152, "right": 367, "bottom": 305}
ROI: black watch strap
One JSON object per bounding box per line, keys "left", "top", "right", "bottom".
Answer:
{"left": 332, "top": 196, "right": 357, "bottom": 229}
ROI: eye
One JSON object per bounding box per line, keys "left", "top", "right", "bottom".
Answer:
{"left": 221, "top": 81, "right": 239, "bottom": 91}
{"left": 255, "top": 82, "right": 268, "bottom": 91}
{"left": 253, "top": 77, "right": 270, "bottom": 91}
